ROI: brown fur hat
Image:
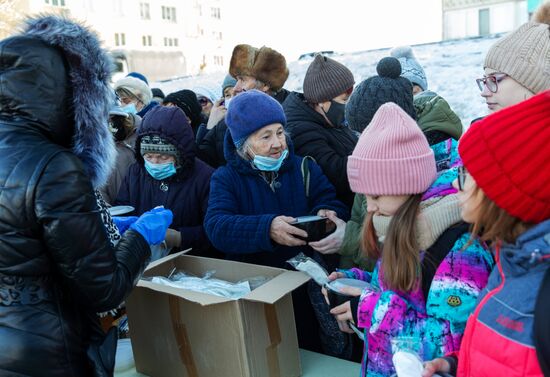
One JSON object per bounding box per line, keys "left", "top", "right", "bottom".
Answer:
{"left": 229, "top": 44, "right": 289, "bottom": 92}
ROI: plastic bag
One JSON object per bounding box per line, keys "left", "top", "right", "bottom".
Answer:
{"left": 147, "top": 270, "right": 269, "bottom": 300}
{"left": 287, "top": 252, "right": 329, "bottom": 286}
{"left": 391, "top": 337, "right": 424, "bottom": 377}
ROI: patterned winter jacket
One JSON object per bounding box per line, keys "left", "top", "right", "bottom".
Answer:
{"left": 342, "top": 166, "right": 494, "bottom": 377}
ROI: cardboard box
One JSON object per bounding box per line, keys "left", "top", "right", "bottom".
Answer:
{"left": 126, "top": 252, "right": 310, "bottom": 377}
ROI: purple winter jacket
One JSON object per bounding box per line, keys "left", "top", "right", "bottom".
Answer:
{"left": 116, "top": 106, "right": 214, "bottom": 253}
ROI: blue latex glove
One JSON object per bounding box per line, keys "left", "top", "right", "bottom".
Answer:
{"left": 112, "top": 216, "right": 138, "bottom": 234}
{"left": 129, "top": 207, "right": 173, "bottom": 245}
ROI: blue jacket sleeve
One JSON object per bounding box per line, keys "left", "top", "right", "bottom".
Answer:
{"left": 178, "top": 176, "right": 211, "bottom": 251}
{"left": 204, "top": 169, "right": 276, "bottom": 254}
{"left": 305, "top": 159, "right": 350, "bottom": 221}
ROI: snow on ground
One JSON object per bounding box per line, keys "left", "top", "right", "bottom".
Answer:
{"left": 154, "top": 35, "right": 501, "bottom": 126}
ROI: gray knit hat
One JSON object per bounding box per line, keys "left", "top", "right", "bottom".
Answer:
{"left": 303, "top": 54, "right": 355, "bottom": 103}
{"left": 484, "top": 11, "right": 550, "bottom": 94}
{"left": 390, "top": 46, "right": 428, "bottom": 91}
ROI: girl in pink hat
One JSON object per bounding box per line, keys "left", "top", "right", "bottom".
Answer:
{"left": 323, "top": 102, "right": 494, "bottom": 376}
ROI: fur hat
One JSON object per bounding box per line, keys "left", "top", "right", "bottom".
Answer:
{"left": 17, "top": 16, "right": 116, "bottom": 188}
{"left": 345, "top": 57, "right": 416, "bottom": 133}
{"left": 303, "top": 54, "right": 355, "bottom": 103}
{"left": 459, "top": 90, "right": 550, "bottom": 223}
{"left": 484, "top": 2, "right": 550, "bottom": 94}
{"left": 114, "top": 76, "right": 153, "bottom": 105}
{"left": 225, "top": 89, "right": 286, "bottom": 148}
{"left": 390, "top": 46, "right": 428, "bottom": 91}
{"left": 229, "top": 44, "right": 289, "bottom": 92}
{"left": 127, "top": 71, "right": 149, "bottom": 85}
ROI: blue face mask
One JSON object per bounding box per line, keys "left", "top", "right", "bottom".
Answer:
{"left": 252, "top": 149, "right": 288, "bottom": 172}
{"left": 121, "top": 103, "right": 138, "bottom": 115}
{"left": 144, "top": 160, "right": 177, "bottom": 180}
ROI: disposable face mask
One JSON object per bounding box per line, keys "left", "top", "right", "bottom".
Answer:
{"left": 121, "top": 103, "right": 138, "bottom": 115}
{"left": 252, "top": 149, "right": 288, "bottom": 172}
{"left": 323, "top": 101, "right": 346, "bottom": 127}
{"left": 144, "top": 160, "right": 176, "bottom": 180}
{"left": 224, "top": 97, "right": 232, "bottom": 110}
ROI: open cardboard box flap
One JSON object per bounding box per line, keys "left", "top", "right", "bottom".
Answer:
{"left": 137, "top": 253, "right": 311, "bottom": 306}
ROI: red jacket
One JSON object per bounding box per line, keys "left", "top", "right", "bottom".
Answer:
{"left": 457, "top": 221, "right": 550, "bottom": 376}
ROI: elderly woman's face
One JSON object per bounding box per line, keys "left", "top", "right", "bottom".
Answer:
{"left": 247, "top": 123, "right": 287, "bottom": 159}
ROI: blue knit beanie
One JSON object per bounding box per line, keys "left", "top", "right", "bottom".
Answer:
{"left": 225, "top": 90, "right": 286, "bottom": 147}
{"left": 127, "top": 71, "right": 149, "bottom": 85}
{"left": 222, "top": 74, "right": 237, "bottom": 92}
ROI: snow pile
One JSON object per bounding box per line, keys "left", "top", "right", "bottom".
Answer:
{"left": 155, "top": 35, "right": 501, "bottom": 126}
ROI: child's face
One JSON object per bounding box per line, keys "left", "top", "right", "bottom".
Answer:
{"left": 453, "top": 169, "right": 483, "bottom": 223}
{"left": 365, "top": 195, "right": 410, "bottom": 216}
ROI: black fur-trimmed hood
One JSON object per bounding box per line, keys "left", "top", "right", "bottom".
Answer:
{"left": 15, "top": 15, "right": 116, "bottom": 188}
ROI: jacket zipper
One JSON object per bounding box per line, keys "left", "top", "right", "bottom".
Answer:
{"left": 464, "top": 244, "right": 505, "bottom": 376}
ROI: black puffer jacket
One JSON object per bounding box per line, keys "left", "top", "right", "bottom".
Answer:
{"left": 0, "top": 19, "right": 150, "bottom": 377}
{"left": 284, "top": 92, "right": 358, "bottom": 208}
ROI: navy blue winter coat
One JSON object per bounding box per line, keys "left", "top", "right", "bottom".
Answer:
{"left": 116, "top": 106, "right": 214, "bottom": 252}
{"left": 204, "top": 131, "right": 348, "bottom": 268}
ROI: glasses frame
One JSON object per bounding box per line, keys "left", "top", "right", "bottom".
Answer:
{"left": 476, "top": 73, "right": 508, "bottom": 93}
{"left": 457, "top": 166, "right": 468, "bottom": 191}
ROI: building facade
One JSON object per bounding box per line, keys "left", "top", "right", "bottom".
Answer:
{"left": 2, "top": 0, "right": 229, "bottom": 81}
{"left": 443, "top": 0, "right": 528, "bottom": 39}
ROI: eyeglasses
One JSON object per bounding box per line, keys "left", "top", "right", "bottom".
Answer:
{"left": 197, "top": 97, "right": 209, "bottom": 106}
{"left": 457, "top": 166, "right": 468, "bottom": 191}
{"left": 476, "top": 73, "right": 508, "bottom": 93}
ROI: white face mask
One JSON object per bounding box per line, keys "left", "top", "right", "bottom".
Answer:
{"left": 224, "top": 97, "right": 232, "bottom": 110}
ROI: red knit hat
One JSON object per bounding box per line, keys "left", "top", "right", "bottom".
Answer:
{"left": 459, "top": 90, "right": 550, "bottom": 223}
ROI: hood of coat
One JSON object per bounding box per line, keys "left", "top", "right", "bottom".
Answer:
{"left": 283, "top": 91, "right": 332, "bottom": 129}
{"left": 136, "top": 106, "right": 196, "bottom": 177}
{"left": 414, "top": 90, "right": 463, "bottom": 140}
{"left": 500, "top": 219, "right": 550, "bottom": 274}
{"left": 0, "top": 16, "right": 116, "bottom": 189}
{"left": 223, "top": 128, "right": 296, "bottom": 176}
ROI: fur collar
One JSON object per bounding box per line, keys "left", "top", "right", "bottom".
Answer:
{"left": 21, "top": 15, "right": 116, "bottom": 188}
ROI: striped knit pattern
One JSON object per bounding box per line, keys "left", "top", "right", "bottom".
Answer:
{"left": 484, "top": 21, "right": 550, "bottom": 94}
{"left": 459, "top": 90, "right": 550, "bottom": 223}
{"left": 347, "top": 102, "right": 436, "bottom": 195}
{"left": 303, "top": 54, "right": 354, "bottom": 103}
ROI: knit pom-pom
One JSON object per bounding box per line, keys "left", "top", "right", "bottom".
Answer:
{"left": 532, "top": 2, "right": 550, "bottom": 25}
{"left": 390, "top": 46, "right": 415, "bottom": 59}
{"left": 376, "top": 57, "right": 402, "bottom": 79}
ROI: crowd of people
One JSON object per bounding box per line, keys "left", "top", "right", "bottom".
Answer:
{"left": 0, "top": 3, "right": 549, "bottom": 377}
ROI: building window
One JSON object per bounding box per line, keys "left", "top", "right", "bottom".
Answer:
{"left": 164, "top": 37, "right": 178, "bottom": 47}
{"left": 46, "top": 0, "right": 66, "bottom": 6}
{"left": 115, "top": 33, "right": 126, "bottom": 47}
{"left": 478, "top": 8, "right": 490, "bottom": 36}
{"left": 140, "top": 2, "right": 150, "bottom": 20}
{"left": 161, "top": 6, "right": 177, "bottom": 22}
{"left": 211, "top": 7, "right": 220, "bottom": 19}
{"left": 142, "top": 35, "right": 152, "bottom": 46}
{"left": 214, "top": 56, "right": 224, "bottom": 66}
{"left": 213, "top": 31, "right": 222, "bottom": 40}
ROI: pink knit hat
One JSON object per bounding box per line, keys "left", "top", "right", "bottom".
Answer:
{"left": 347, "top": 102, "right": 436, "bottom": 195}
